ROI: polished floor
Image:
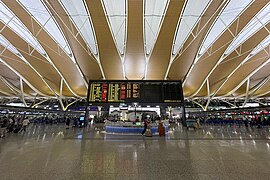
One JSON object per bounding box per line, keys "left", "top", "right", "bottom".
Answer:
{"left": 1, "top": 123, "right": 270, "bottom": 180}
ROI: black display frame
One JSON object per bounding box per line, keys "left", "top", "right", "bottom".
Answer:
{"left": 84, "top": 80, "right": 187, "bottom": 126}
{"left": 87, "top": 80, "right": 183, "bottom": 105}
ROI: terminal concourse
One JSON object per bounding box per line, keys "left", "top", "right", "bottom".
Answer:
{"left": 2, "top": 0, "right": 270, "bottom": 180}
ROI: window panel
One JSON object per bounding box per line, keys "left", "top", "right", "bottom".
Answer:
{"left": 199, "top": 0, "right": 253, "bottom": 55}
{"left": 225, "top": 2, "right": 270, "bottom": 55}
{"left": 250, "top": 35, "right": 270, "bottom": 56}
{"left": 144, "top": 0, "right": 168, "bottom": 55}
{"left": 173, "top": 0, "right": 211, "bottom": 54}
{"left": 60, "top": 0, "right": 98, "bottom": 55}
{"left": 0, "top": 2, "right": 45, "bottom": 54}
{"left": 18, "top": 0, "right": 71, "bottom": 55}
{"left": 103, "top": 0, "right": 126, "bottom": 55}
{"left": 0, "top": 35, "right": 20, "bottom": 55}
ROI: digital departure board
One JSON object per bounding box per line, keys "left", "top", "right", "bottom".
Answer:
{"left": 88, "top": 80, "right": 183, "bottom": 104}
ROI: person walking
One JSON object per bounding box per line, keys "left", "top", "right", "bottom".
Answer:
{"left": 7, "top": 117, "right": 14, "bottom": 133}
{"left": 141, "top": 119, "right": 148, "bottom": 135}
{"left": 22, "top": 117, "right": 30, "bottom": 132}
{"left": 66, "top": 118, "right": 70, "bottom": 129}
{"left": 0, "top": 117, "right": 8, "bottom": 138}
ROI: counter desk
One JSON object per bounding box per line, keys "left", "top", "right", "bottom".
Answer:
{"left": 105, "top": 121, "right": 169, "bottom": 134}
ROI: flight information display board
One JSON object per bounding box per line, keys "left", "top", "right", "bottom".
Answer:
{"left": 88, "top": 80, "right": 183, "bottom": 104}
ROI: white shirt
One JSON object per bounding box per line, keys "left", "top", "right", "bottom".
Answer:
{"left": 9, "top": 119, "right": 13, "bottom": 124}
{"left": 22, "top": 119, "right": 30, "bottom": 126}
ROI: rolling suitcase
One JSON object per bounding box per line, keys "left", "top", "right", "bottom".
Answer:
{"left": 145, "top": 128, "right": 152, "bottom": 137}
{"left": 14, "top": 127, "right": 21, "bottom": 133}
{"left": 159, "top": 126, "right": 165, "bottom": 136}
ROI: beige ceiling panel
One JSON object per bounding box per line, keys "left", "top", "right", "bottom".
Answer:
{"left": 259, "top": 93, "right": 270, "bottom": 98}
{"left": 42, "top": 78, "right": 60, "bottom": 96}
{"left": 22, "top": 82, "right": 37, "bottom": 96}
{"left": 65, "top": 36, "right": 103, "bottom": 80}
{"left": 38, "top": 43, "right": 87, "bottom": 96}
{"left": 0, "top": 64, "right": 18, "bottom": 80}
{"left": 62, "top": 81, "right": 75, "bottom": 97}
{"left": 209, "top": 24, "right": 270, "bottom": 95}
{"left": 0, "top": 65, "right": 22, "bottom": 96}
{"left": 217, "top": 51, "right": 270, "bottom": 95}
{"left": 45, "top": 0, "right": 103, "bottom": 80}
{"left": 250, "top": 64, "right": 270, "bottom": 82}
{"left": 194, "top": 82, "right": 207, "bottom": 97}
{"left": 184, "top": 43, "right": 229, "bottom": 97}
{"left": 242, "top": 64, "right": 270, "bottom": 97}
{"left": 0, "top": 77, "right": 18, "bottom": 96}
{"left": 4, "top": 1, "right": 87, "bottom": 96}
{"left": 182, "top": 1, "right": 265, "bottom": 96}
{"left": 124, "top": 0, "right": 145, "bottom": 80}
{"left": 20, "top": 52, "right": 61, "bottom": 87}
{"left": 210, "top": 78, "right": 226, "bottom": 95}
{"left": 86, "top": 0, "right": 123, "bottom": 79}
{"left": 230, "top": 81, "right": 247, "bottom": 97}
{"left": 0, "top": 25, "right": 30, "bottom": 54}
{"left": 30, "top": 51, "right": 48, "bottom": 63}
{"left": 0, "top": 92, "right": 10, "bottom": 97}
{"left": 1, "top": 50, "right": 54, "bottom": 96}
{"left": 249, "top": 78, "right": 263, "bottom": 92}
{"left": 168, "top": 0, "right": 227, "bottom": 80}
{"left": 0, "top": 21, "right": 62, "bottom": 94}
{"left": 147, "top": 0, "right": 185, "bottom": 80}
{"left": 253, "top": 80, "right": 270, "bottom": 97}
{"left": 210, "top": 53, "right": 249, "bottom": 85}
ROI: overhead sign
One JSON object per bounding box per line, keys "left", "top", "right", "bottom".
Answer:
{"left": 88, "top": 80, "right": 183, "bottom": 104}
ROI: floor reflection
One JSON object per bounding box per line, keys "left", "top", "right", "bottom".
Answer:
{"left": 1, "top": 124, "right": 270, "bottom": 179}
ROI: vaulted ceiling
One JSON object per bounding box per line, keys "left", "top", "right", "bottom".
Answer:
{"left": 1, "top": 0, "right": 270, "bottom": 103}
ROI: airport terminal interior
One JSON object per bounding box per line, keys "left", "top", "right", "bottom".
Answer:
{"left": 2, "top": 0, "right": 270, "bottom": 179}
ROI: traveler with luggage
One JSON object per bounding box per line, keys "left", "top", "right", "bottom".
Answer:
{"left": 66, "top": 118, "right": 70, "bottom": 129}
{"left": 0, "top": 117, "right": 8, "bottom": 138}
{"left": 141, "top": 119, "right": 148, "bottom": 135}
{"left": 158, "top": 120, "right": 165, "bottom": 136}
{"left": 7, "top": 117, "right": 14, "bottom": 133}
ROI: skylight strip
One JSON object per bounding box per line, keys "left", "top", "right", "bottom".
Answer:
{"left": 0, "top": 35, "right": 20, "bottom": 55}
{"left": 144, "top": 0, "right": 169, "bottom": 55}
{"left": 250, "top": 34, "right": 270, "bottom": 56}
{"left": 173, "top": 0, "right": 211, "bottom": 55}
{"left": 0, "top": 2, "right": 45, "bottom": 54}
{"left": 225, "top": 2, "right": 270, "bottom": 55}
{"left": 60, "top": 0, "right": 98, "bottom": 55}
{"left": 102, "top": 0, "right": 127, "bottom": 55}
{"left": 199, "top": 0, "right": 253, "bottom": 55}
{"left": 18, "top": 0, "right": 72, "bottom": 55}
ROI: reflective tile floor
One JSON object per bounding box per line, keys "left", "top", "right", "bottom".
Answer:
{"left": 1, "top": 124, "right": 270, "bottom": 180}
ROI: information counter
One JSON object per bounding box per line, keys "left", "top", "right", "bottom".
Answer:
{"left": 105, "top": 121, "right": 169, "bottom": 134}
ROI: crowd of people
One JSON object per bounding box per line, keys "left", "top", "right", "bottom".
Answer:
{"left": 0, "top": 115, "right": 83, "bottom": 138}
{"left": 0, "top": 116, "right": 31, "bottom": 138}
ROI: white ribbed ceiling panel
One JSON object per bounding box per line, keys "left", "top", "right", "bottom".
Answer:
{"left": 18, "top": 0, "right": 72, "bottom": 55}
{"left": 225, "top": 2, "right": 270, "bottom": 55}
{"left": 60, "top": 0, "right": 98, "bottom": 55}
{"left": 102, "top": 0, "right": 127, "bottom": 55}
{"left": 0, "top": 2, "right": 45, "bottom": 55}
{"left": 173, "top": 0, "right": 211, "bottom": 55}
{"left": 250, "top": 35, "right": 270, "bottom": 56}
{"left": 144, "top": 0, "right": 168, "bottom": 55}
{"left": 199, "top": 0, "right": 253, "bottom": 55}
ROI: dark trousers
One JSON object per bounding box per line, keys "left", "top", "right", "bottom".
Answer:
{"left": 141, "top": 126, "right": 147, "bottom": 135}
